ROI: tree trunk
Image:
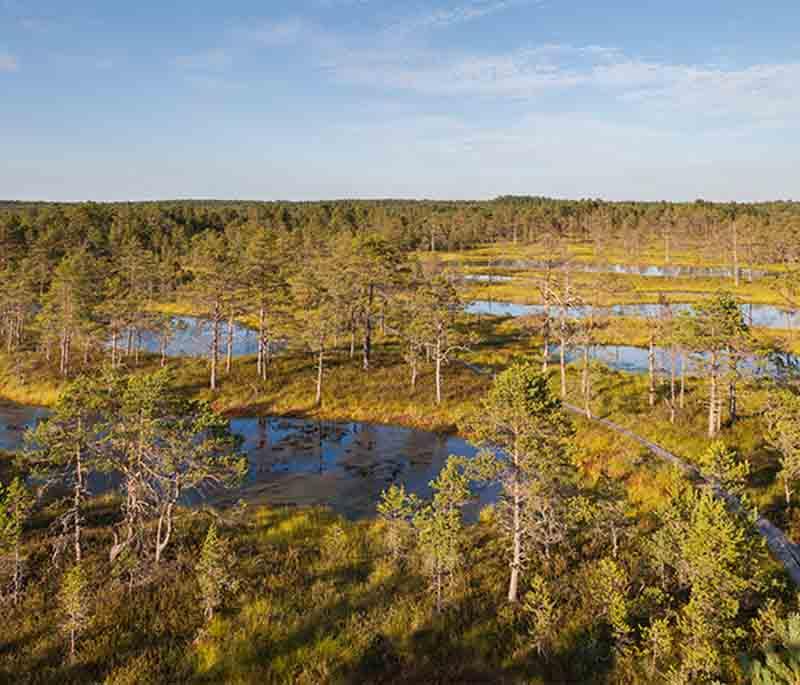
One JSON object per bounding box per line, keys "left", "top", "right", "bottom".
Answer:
{"left": 786, "top": 479, "right": 792, "bottom": 507}
{"left": 708, "top": 351, "right": 718, "bottom": 438}
{"left": 210, "top": 304, "right": 220, "bottom": 391}
{"left": 155, "top": 502, "right": 174, "bottom": 564}
{"left": 363, "top": 284, "right": 374, "bottom": 371}
{"left": 542, "top": 290, "right": 550, "bottom": 372}
{"left": 648, "top": 332, "right": 656, "bottom": 407}
{"left": 733, "top": 222, "right": 740, "bottom": 287}
{"left": 508, "top": 475, "right": 521, "bottom": 603}
{"left": 225, "top": 312, "right": 234, "bottom": 374}
{"left": 316, "top": 341, "right": 324, "bottom": 406}
{"left": 435, "top": 338, "right": 443, "bottom": 405}
{"left": 670, "top": 344, "right": 677, "bottom": 424}
{"left": 680, "top": 350, "right": 686, "bottom": 409}
{"left": 582, "top": 344, "right": 591, "bottom": 418}
{"left": 559, "top": 337, "right": 567, "bottom": 399}
{"left": 74, "top": 436, "right": 83, "bottom": 564}
{"left": 257, "top": 305, "right": 265, "bottom": 378}
{"left": 69, "top": 627, "right": 76, "bottom": 664}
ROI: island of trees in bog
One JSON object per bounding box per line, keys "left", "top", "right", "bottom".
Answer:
{"left": 3, "top": 197, "right": 800, "bottom": 683}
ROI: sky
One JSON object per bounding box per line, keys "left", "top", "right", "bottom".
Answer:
{"left": 2, "top": 0, "right": 800, "bottom": 202}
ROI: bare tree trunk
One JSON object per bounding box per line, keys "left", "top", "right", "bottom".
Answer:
{"left": 210, "top": 304, "right": 220, "bottom": 391}
{"left": 224, "top": 313, "right": 234, "bottom": 374}
{"left": 648, "top": 332, "right": 656, "bottom": 407}
{"left": 69, "top": 626, "right": 76, "bottom": 664}
{"left": 680, "top": 350, "right": 686, "bottom": 409}
{"left": 508, "top": 475, "right": 521, "bottom": 603}
{"left": 582, "top": 343, "right": 591, "bottom": 418}
{"left": 257, "top": 305, "right": 265, "bottom": 378}
{"left": 542, "top": 290, "right": 550, "bottom": 372}
{"left": 155, "top": 502, "right": 174, "bottom": 564}
{"left": 733, "top": 222, "right": 740, "bottom": 287}
{"left": 363, "top": 284, "right": 374, "bottom": 371}
{"left": 670, "top": 344, "right": 677, "bottom": 423}
{"left": 435, "top": 338, "right": 443, "bottom": 405}
{"left": 708, "top": 351, "right": 718, "bottom": 438}
{"left": 316, "top": 340, "right": 324, "bottom": 406}
{"left": 111, "top": 330, "right": 117, "bottom": 368}
{"left": 74, "top": 436, "right": 83, "bottom": 564}
{"left": 559, "top": 336, "right": 567, "bottom": 399}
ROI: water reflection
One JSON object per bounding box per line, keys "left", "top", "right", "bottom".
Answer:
{"left": 225, "top": 417, "right": 500, "bottom": 520}
{"left": 0, "top": 401, "right": 48, "bottom": 452}
{"left": 463, "top": 260, "right": 769, "bottom": 279}
{"left": 467, "top": 300, "right": 800, "bottom": 330}
{"left": 134, "top": 316, "right": 260, "bottom": 358}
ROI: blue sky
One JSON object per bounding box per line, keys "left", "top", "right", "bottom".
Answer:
{"left": 2, "top": 0, "right": 799, "bottom": 201}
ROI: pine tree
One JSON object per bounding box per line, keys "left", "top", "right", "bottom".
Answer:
{"left": 196, "top": 523, "right": 238, "bottom": 623}
{"left": 0, "top": 477, "right": 33, "bottom": 605}
{"left": 764, "top": 390, "right": 800, "bottom": 506}
{"left": 377, "top": 484, "right": 420, "bottom": 562}
{"left": 697, "top": 441, "right": 750, "bottom": 496}
{"left": 412, "top": 457, "right": 473, "bottom": 613}
{"left": 466, "top": 362, "right": 573, "bottom": 603}
{"left": 60, "top": 562, "right": 89, "bottom": 664}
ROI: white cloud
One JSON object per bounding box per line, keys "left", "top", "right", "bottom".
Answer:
{"left": 247, "top": 18, "right": 308, "bottom": 46}
{"left": 414, "top": 0, "right": 531, "bottom": 29}
{"left": 318, "top": 38, "right": 800, "bottom": 120}
{"left": 172, "top": 49, "right": 232, "bottom": 71}
{"left": 0, "top": 52, "right": 18, "bottom": 72}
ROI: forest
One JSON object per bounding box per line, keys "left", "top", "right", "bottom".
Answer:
{"left": 3, "top": 197, "right": 800, "bottom": 683}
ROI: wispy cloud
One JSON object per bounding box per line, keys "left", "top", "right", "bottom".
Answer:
{"left": 414, "top": 0, "right": 532, "bottom": 29}
{"left": 172, "top": 49, "right": 232, "bottom": 71}
{"left": 319, "top": 38, "right": 800, "bottom": 119}
{"left": 246, "top": 18, "right": 309, "bottom": 46}
{"left": 0, "top": 52, "right": 18, "bottom": 72}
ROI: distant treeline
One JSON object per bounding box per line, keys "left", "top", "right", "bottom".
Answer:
{"left": 2, "top": 197, "right": 800, "bottom": 262}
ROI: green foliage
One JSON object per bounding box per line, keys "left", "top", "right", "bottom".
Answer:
{"left": 697, "top": 440, "right": 750, "bottom": 496}
{"left": 0, "top": 476, "right": 33, "bottom": 602}
{"left": 59, "top": 562, "right": 89, "bottom": 663}
{"left": 523, "top": 574, "right": 559, "bottom": 658}
{"left": 377, "top": 484, "right": 421, "bottom": 561}
{"left": 746, "top": 612, "right": 800, "bottom": 684}
{"left": 195, "top": 523, "right": 239, "bottom": 623}
{"left": 672, "top": 491, "right": 761, "bottom": 682}
{"left": 412, "top": 456, "right": 474, "bottom": 612}
{"left": 765, "top": 389, "right": 800, "bottom": 505}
